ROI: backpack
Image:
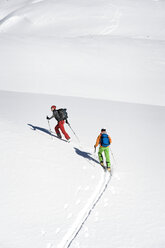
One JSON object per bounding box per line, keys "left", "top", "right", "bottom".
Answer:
{"left": 100, "top": 133, "right": 110, "bottom": 147}
{"left": 57, "top": 108, "right": 68, "bottom": 120}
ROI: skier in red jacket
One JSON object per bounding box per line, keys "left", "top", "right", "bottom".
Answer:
{"left": 46, "top": 105, "right": 70, "bottom": 141}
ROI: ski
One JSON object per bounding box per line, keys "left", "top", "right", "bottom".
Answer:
{"left": 50, "top": 131, "right": 69, "bottom": 142}
{"left": 100, "top": 164, "right": 112, "bottom": 176}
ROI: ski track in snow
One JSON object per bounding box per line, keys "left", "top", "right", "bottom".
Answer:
{"left": 56, "top": 169, "right": 111, "bottom": 248}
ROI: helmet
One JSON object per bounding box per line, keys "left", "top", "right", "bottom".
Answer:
{"left": 51, "top": 105, "right": 56, "bottom": 110}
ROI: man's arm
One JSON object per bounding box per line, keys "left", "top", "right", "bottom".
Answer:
{"left": 108, "top": 135, "right": 112, "bottom": 144}
{"left": 94, "top": 134, "right": 101, "bottom": 148}
{"left": 46, "top": 115, "right": 54, "bottom": 120}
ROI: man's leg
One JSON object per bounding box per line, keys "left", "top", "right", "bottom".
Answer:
{"left": 104, "top": 147, "right": 111, "bottom": 168}
{"left": 98, "top": 147, "right": 104, "bottom": 165}
{"left": 55, "top": 123, "right": 62, "bottom": 138}
{"left": 59, "top": 120, "right": 70, "bottom": 140}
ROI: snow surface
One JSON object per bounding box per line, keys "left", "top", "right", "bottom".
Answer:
{"left": 0, "top": 0, "right": 165, "bottom": 248}
{"left": 0, "top": 90, "right": 165, "bottom": 248}
{"left": 0, "top": 0, "right": 165, "bottom": 106}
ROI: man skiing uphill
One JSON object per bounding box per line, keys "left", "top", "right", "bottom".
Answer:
{"left": 46, "top": 105, "right": 70, "bottom": 141}
{"left": 94, "top": 129, "right": 112, "bottom": 172}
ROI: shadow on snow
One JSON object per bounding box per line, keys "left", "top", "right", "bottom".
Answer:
{"left": 74, "top": 147, "right": 99, "bottom": 165}
{"left": 28, "top": 124, "right": 99, "bottom": 163}
{"left": 28, "top": 123, "right": 52, "bottom": 135}
{"left": 27, "top": 123, "right": 68, "bottom": 141}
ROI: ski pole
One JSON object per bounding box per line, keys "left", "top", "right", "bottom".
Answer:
{"left": 68, "top": 123, "right": 80, "bottom": 143}
{"left": 110, "top": 147, "right": 117, "bottom": 166}
{"left": 93, "top": 150, "right": 98, "bottom": 160}
{"left": 47, "top": 120, "right": 53, "bottom": 139}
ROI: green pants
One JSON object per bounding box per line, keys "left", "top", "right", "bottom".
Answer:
{"left": 98, "top": 146, "right": 111, "bottom": 168}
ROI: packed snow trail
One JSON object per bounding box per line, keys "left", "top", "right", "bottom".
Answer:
{"left": 57, "top": 171, "right": 111, "bottom": 248}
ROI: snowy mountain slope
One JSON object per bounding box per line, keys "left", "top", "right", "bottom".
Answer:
{"left": 0, "top": 91, "right": 104, "bottom": 248}
{"left": 0, "top": 0, "right": 165, "bottom": 247}
{"left": 0, "top": 90, "right": 165, "bottom": 248}
{"left": 0, "top": 0, "right": 165, "bottom": 106}
{"left": 0, "top": 0, "right": 165, "bottom": 39}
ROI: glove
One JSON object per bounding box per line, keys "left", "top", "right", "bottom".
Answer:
{"left": 46, "top": 116, "right": 50, "bottom": 120}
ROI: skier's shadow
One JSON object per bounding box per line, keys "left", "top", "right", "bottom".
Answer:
{"left": 28, "top": 124, "right": 68, "bottom": 142}
{"left": 74, "top": 147, "right": 100, "bottom": 165}
{"left": 28, "top": 123, "right": 52, "bottom": 134}
{"left": 27, "top": 123, "right": 59, "bottom": 138}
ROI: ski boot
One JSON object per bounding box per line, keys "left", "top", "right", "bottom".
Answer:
{"left": 100, "top": 161, "right": 104, "bottom": 167}
{"left": 57, "top": 132, "right": 62, "bottom": 139}
{"left": 100, "top": 161, "right": 106, "bottom": 171}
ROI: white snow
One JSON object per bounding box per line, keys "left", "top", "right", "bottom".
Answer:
{"left": 0, "top": 0, "right": 165, "bottom": 248}
{"left": 0, "top": 90, "right": 164, "bottom": 248}
{"left": 0, "top": 0, "right": 165, "bottom": 106}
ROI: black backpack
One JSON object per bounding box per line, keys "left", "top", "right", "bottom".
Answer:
{"left": 57, "top": 108, "right": 68, "bottom": 120}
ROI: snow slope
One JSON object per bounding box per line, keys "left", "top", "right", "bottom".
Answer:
{"left": 0, "top": 0, "right": 165, "bottom": 247}
{"left": 0, "top": 90, "right": 165, "bottom": 248}
{"left": 0, "top": 0, "right": 165, "bottom": 106}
